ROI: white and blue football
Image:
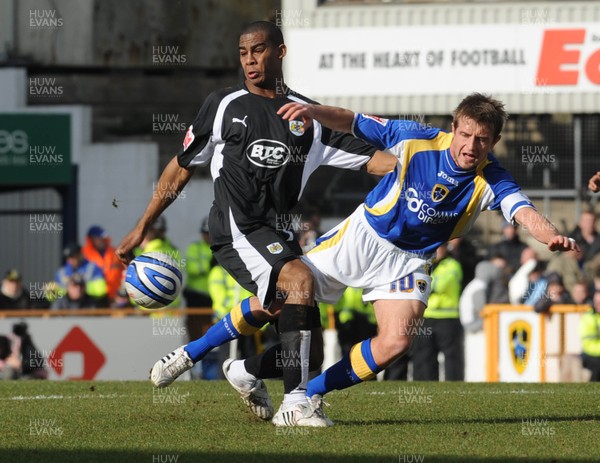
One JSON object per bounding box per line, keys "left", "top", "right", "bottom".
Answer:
{"left": 125, "top": 252, "right": 182, "bottom": 309}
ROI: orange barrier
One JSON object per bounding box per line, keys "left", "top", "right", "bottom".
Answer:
{"left": 0, "top": 307, "right": 213, "bottom": 318}
{"left": 481, "top": 304, "right": 590, "bottom": 382}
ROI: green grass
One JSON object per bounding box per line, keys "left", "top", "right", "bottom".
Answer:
{"left": 1, "top": 380, "right": 599, "bottom": 462}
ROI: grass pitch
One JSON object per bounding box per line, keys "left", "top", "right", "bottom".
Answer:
{"left": 2, "top": 380, "right": 599, "bottom": 462}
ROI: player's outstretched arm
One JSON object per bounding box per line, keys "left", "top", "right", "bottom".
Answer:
{"left": 278, "top": 102, "right": 355, "bottom": 133}
{"left": 116, "top": 156, "right": 195, "bottom": 265}
{"left": 588, "top": 171, "right": 600, "bottom": 192}
{"left": 364, "top": 151, "right": 397, "bottom": 176}
{"left": 514, "top": 207, "right": 579, "bottom": 252}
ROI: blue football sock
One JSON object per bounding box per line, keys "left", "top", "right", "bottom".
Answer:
{"left": 184, "top": 298, "right": 264, "bottom": 362}
{"left": 307, "top": 338, "right": 381, "bottom": 398}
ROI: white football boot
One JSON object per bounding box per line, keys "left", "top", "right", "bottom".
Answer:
{"left": 271, "top": 395, "right": 334, "bottom": 427}
{"left": 150, "top": 346, "right": 194, "bottom": 388}
{"left": 307, "top": 394, "right": 334, "bottom": 426}
{"left": 222, "top": 358, "right": 274, "bottom": 420}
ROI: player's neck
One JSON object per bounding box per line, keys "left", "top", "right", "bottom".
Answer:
{"left": 245, "top": 78, "right": 288, "bottom": 99}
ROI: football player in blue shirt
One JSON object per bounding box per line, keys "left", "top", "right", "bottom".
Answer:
{"left": 270, "top": 93, "right": 578, "bottom": 423}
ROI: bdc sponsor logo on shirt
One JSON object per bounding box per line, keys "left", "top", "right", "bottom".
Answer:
{"left": 405, "top": 187, "right": 457, "bottom": 225}
{"left": 246, "top": 139, "right": 290, "bottom": 169}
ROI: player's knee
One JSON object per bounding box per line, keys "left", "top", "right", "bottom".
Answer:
{"left": 278, "top": 260, "right": 314, "bottom": 296}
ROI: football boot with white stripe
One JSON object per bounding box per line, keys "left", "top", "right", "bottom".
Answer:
{"left": 150, "top": 346, "right": 193, "bottom": 388}
{"left": 271, "top": 398, "right": 333, "bottom": 427}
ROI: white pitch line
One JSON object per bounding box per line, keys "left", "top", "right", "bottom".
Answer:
{"left": 365, "top": 388, "right": 598, "bottom": 396}
{"left": 1, "top": 393, "right": 126, "bottom": 401}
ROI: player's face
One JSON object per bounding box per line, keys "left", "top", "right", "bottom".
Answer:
{"left": 239, "top": 31, "right": 285, "bottom": 90}
{"left": 450, "top": 117, "right": 500, "bottom": 170}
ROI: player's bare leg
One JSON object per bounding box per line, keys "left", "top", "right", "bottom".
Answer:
{"left": 306, "top": 298, "right": 426, "bottom": 420}
{"left": 370, "top": 299, "right": 426, "bottom": 367}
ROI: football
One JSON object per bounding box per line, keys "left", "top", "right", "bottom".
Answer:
{"left": 125, "top": 252, "right": 182, "bottom": 309}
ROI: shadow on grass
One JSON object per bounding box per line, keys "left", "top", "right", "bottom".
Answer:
{"left": 336, "top": 413, "right": 600, "bottom": 427}
{"left": 2, "top": 450, "right": 593, "bottom": 463}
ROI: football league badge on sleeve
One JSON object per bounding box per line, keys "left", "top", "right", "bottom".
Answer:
{"left": 289, "top": 120, "right": 305, "bottom": 136}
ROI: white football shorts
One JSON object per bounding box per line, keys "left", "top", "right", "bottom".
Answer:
{"left": 301, "top": 206, "right": 433, "bottom": 305}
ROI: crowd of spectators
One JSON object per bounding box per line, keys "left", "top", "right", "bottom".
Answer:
{"left": 2, "top": 208, "right": 600, "bottom": 381}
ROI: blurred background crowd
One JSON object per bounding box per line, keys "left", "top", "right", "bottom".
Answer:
{"left": 3, "top": 207, "right": 600, "bottom": 382}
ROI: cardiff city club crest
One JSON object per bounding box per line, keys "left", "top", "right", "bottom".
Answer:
{"left": 289, "top": 120, "right": 305, "bottom": 136}
{"left": 416, "top": 279, "right": 428, "bottom": 294}
{"left": 431, "top": 184, "right": 449, "bottom": 203}
{"left": 509, "top": 320, "right": 531, "bottom": 374}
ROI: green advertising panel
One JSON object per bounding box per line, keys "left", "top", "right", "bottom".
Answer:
{"left": 0, "top": 114, "right": 71, "bottom": 185}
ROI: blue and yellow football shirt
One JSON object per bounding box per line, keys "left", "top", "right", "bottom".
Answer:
{"left": 352, "top": 114, "right": 533, "bottom": 256}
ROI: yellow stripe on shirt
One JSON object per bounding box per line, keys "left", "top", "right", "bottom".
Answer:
{"left": 449, "top": 159, "right": 490, "bottom": 240}
{"left": 365, "top": 132, "right": 453, "bottom": 217}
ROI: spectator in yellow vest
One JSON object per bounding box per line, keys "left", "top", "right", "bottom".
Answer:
{"left": 334, "top": 287, "right": 376, "bottom": 357}
{"left": 412, "top": 243, "right": 464, "bottom": 381}
{"left": 206, "top": 264, "right": 259, "bottom": 379}
{"left": 183, "top": 217, "right": 214, "bottom": 308}
{"left": 580, "top": 290, "right": 600, "bottom": 381}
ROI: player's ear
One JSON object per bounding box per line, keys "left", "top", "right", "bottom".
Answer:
{"left": 492, "top": 133, "right": 502, "bottom": 148}
{"left": 278, "top": 44, "right": 287, "bottom": 60}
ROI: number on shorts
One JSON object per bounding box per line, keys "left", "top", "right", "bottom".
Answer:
{"left": 390, "top": 274, "right": 414, "bottom": 293}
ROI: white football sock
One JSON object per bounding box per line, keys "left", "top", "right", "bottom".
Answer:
{"left": 282, "top": 390, "right": 308, "bottom": 406}
{"left": 228, "top": 359, "right": 256, "bottom": 389}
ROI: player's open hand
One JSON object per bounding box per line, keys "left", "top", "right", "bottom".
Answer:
{"left": 277, "top": 102, "right": 314, "bottom": 129}
{"left": 547, "top": 236, "right": 579, "bottom": 253}
{"left": 588, "top": 171, "right": 600, "bottom": 192}
{"left": 115, "top": 227, "right": 145, "bottom": 266}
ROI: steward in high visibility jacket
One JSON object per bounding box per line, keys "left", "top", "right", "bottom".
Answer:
{"left": 413, "top": 243, "right": 465, "bottom": 381}
{"left": 579, "top": 293, "right": 600, "bottom": 381}
{"left": 184, "top": 218, "right": 214, "bottom": 308}
{"left": 334, "top": 287, "right": 377, "bottom": 356}
{"left": 82, "top": 225, "right": 124, "bottom": 301}
{"left": 336, "top": 287, "right": 376, "bottom": 325}
{"left": 185, "top": 240, "right": 212, "bottom": 293}
{"left": 424, "top": 254, "right": 463, "bottom": 319}
{"left": 208, "top": 265, "right": 253, "bottom": 322}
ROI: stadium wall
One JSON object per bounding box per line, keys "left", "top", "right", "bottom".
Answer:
{"left": 282, "top": 0, "right": 600, "bottom": 115}
{"left": 0, "top": 68, "right": 201, "bottom": 286}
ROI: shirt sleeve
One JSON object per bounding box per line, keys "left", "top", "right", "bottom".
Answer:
{"left": 318, "top": 125, "right": 378, "bottom": 170}
{"left": 177, "top": 91, "right": 221, "bottom": 168}
{"left": 352, "top": 113, "right": 441, "bottom": 152}
{"left": 483, "top": 156, "right": 535, "bottom": 223}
